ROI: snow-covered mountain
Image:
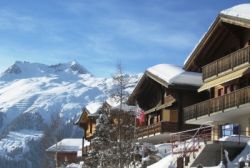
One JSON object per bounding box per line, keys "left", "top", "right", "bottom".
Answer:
{"left": 0, "top": 61, "right": 141, "bottom": 168}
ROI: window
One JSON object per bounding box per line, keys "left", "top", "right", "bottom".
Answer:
{"left": 218, "top": 88, "right": 224, "bottom": 96}
{"left": 224, "top": 85, "right": 235, "bottom": 94}
{"left": 221, "top": 123, "right": 239, "bottom": 137}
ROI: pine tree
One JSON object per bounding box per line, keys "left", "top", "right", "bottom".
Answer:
{"left": 85, "top": 106, "right": 118, "bottom": 168}
{"left": 111, "top": 63, "right": 138, "bottom": 168}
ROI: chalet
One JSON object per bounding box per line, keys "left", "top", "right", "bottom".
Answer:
{"left": 183, "top": 4, "right": 250, "bottom": 141}
{"left": 46, "top": 138, "right": 89, "bottom": 167}
{"left": 75, "top": 102, "right": 103, "bottom": 141}
{"left": 75, "top": 99, "right": 137, "bottom": 153}
{"left": 128, "top": 64, "right": 206, "bottom": 143}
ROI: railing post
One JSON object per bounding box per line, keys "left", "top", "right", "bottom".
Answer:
{"left": 222, "top": 95, "right": 225, "bottom": 112}
{"left": 248, "top": 46, "right": 250, "bottom": 63}
{"left": 146, "top": 126, "right": 149, "bottom": 137}
{"left": 216, "top": 61, "right": 218, "bottom": 76}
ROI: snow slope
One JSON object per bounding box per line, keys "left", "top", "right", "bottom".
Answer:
{"left": 0, "top": 61, "right": 141, "bottom": 166}
{"left": 0, "top": 130, "right": 43, "bottom": 160}
{"left": 0, "top": 61, "right": 140, "bottom": 126}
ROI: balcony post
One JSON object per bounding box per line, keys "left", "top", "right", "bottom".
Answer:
{"left": 195, "top": 105, "right": 197, "bottom": 120}
{"left": 248, "top": 46, "right": 250, "bottom": 63}
{"left": 231, "top": 53, "right": 233, "bottom": 70}
{"left": 216, "top": 61, "right": 218, "bottom": 76}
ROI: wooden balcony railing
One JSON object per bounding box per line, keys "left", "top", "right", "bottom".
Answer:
{"left": 136, "top": 121, "right": 178, "bottom": 138}
{"left": 184, "top": 86, "right": 250, "bottom": 121}
{"left": 202, "top": 46, "right": 250, "bottom": 80}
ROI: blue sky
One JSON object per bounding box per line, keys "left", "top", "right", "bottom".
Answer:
{"left": 0, "top": 0, "right": 249, "bottom": 77}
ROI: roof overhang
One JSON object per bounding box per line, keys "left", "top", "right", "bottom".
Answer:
{"left": 198, "top": 66, "right": 250, "bottom": 92}
{"left": 184, "top": 14, "right": 250, "bottom": 71}
{"left": 128, "top": 70, "right": 199, "bottom": 105}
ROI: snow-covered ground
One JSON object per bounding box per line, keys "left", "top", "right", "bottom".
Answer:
{"left": 148, "top": 135, "right": 250, "bottom": 168}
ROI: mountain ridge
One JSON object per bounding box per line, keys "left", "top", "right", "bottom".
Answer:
{"left": 0, "top": 60, "right": 141, "bottom": 167}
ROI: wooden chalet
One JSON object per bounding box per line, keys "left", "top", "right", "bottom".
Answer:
{"left": 75, "top": 102, "right": 104, "bottom": 155}
{"left": 183, "top": 4, "right": 250, "bottom": 140}
{"left": 46, "top": 138, "right": 89, "bottom": 167}
{"left": 128, "top": 64, "right": 207, "bottom": 143}
{"left": 75, "top": 99, "right": 137, "bottom": 154}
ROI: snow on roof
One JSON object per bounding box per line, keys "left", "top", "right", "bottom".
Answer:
{"left": 221, "top": 4, "right": 250, "bottom": 20}
{"left": 46, "top": 138, "right": 90, "bottom": 153}
{"left": 85, "top": 102, "right": 103, "bottom": 115}
{"left": 112, "top": 103, "right": 137, "bottom": 112}
{"left": 106, "top": 98, "right": 137, "bottom": 112}
{"left": 106, "top": 98, "right": 120, "bottom": 107}
{"left": 183, "top": 32, "right": 206, "bottom": 66}
{"left": 146, "top": 64, "right": 202, "bottom": 86}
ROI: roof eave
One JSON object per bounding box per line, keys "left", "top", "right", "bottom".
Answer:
{"left": 184, "top": 16, "right": 221, "bottom": 70}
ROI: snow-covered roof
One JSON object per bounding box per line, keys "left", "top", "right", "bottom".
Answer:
{"left": 46, "top": 138, "right": 90, "bottom": 153}
{"left": 146, "top": 64, "right": 202, "bottom": 86}
{"left": 85, "top": 101, "right": 103, "bottom": 115}
{"left": 220, "top": 4, "right": 250, "bottom": 20}
{"left": 112, "top": 103, "right": 137, "bottom": 112}
{"left": 106, "top": 98, "right": 120, "bottom": 108}
{"left": 106, "top": 98, "right": 137, "bottom": 112}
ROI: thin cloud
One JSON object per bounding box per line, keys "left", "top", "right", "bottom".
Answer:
{"left": 0, "top": 9, "right": 36, "bottom": 32}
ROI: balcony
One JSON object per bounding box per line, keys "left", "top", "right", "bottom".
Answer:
{"left": 202, "top": 46, "right": 250, "bottom": 81}
{"left": 136, "top": 121, "right": 178, "bottom": 139}
{"left": 184, "top": 86, "right": 250, "bottom": 123}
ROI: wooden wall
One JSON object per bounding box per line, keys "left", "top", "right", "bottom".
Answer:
{"left": 162, "top": 109, "right": 178, "bottom": 122}
{"left": 86, "top": 118, "right": 96, "bottom": 139}
{"left": 56, "top": 152, "right": 78, "bottom": 167}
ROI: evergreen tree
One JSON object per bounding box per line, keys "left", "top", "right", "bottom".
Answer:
{"left": 85, "top": 107, "right": 117, "bottom": 168}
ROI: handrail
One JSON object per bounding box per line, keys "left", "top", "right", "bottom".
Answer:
{"left": 184, "top": 86, "right": 250, "bottom": 121}
{"left": 202, "top": 46, "right": 250, "bottom": 80}
{"left": 136, "top": 121, "right": 178, "bottom": 138}
{"left": 171, "top": 125, "right": 212, "bottom": 167}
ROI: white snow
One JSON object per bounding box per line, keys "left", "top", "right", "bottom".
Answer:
{"left": 154, "top": 143, "right": 172, "bottom": 157}
{"left": 147, "top": 154, "right": 175, "bottom": 168}
{"left": 105, "top": 97, "right": 137, "bottom": 112}
{"left": 0, "top": 61, "right": 140, "bottom": 161}
{"left": 0, "top": 130, "right": 43, "bottom": 159}
{"left": 46, "top": 138, "right": 89, "bottom": 153}
{"left": 85, "top": 101, "right": 103, "bottom": 115}
{"left": 66, "top": 162, "right": 84, "bottom": 168}
{"left": 146, "top": 64, "right": 202, "bottom": 86}
{"left": 219, "top": 135, "right": 250, "bottom": 143}
{"left": 0, "top": 61, "right": 140, "bottom": 126}
{"left": 221, "top": 4, "right": 250, "bottom": 20}
{"left": 230, "top": 140, "right": 250, "bottom": 166}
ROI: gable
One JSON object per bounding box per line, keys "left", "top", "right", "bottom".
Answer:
{"left": 184, "top": 14, "right": 250, "bottom": 71}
